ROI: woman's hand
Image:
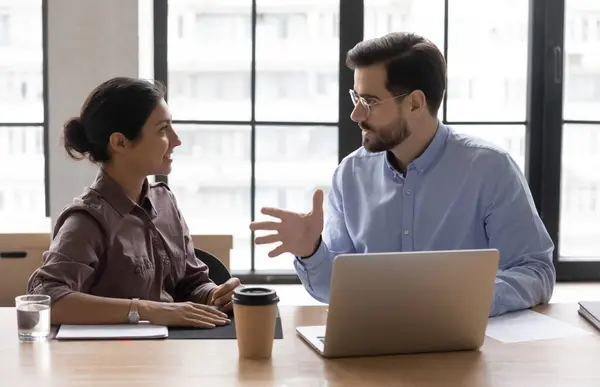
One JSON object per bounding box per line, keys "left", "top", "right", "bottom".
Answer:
{"left": 209, "top": 277, "right": 242, "bottom": 313}
{"left": 140, "top": 300, "right": 230, "bottom": 328}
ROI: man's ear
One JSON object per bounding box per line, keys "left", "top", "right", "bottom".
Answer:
{"left": 108, "top": 132, "right": 128, "bottom": 155}
{"left": 407, "top": 90, "right": 427, "bottom": 115}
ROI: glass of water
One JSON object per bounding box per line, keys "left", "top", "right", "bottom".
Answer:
{"left": 15, "top": 295, "right": 51, "bottom": 342}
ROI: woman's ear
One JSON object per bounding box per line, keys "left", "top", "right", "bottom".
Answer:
{"left": 108, "top": 132, "right": 128, "bottom": 155}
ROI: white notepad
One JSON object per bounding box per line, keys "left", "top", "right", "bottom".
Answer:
{"left": 56, "top": 322, "right": 168, "bottom": 340}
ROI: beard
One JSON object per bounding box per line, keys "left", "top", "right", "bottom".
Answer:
{"left": 360, "top": 119, "right": 411, "bottom": 153}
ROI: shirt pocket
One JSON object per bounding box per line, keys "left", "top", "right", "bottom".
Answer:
{"left": 123, "top": 254, "right": 154, "bottom": 277}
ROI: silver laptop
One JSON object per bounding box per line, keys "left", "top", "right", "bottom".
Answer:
{"left": 296, "top": 249, "right": 499, "bottom": 358}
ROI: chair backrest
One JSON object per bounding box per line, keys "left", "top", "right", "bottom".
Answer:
{"left": 191, "top": 235, "right": 232, "bottom": 270}
{"left": 194, "top": 248, "right": 231, "bottom": 286}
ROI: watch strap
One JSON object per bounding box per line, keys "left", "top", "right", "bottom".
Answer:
{"left": 128, "top": 298, "right": 140, "bottom": 324}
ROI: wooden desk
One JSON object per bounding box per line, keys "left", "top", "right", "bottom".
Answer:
{"left": 1, "top": 304, "right": 600, "bottom": 387}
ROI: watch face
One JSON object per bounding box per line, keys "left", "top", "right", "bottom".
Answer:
{"left": 129, "top": 312, "right": 140, "bottom": 323}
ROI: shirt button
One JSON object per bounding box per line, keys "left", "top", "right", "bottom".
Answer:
{"left": 404, "top": 230, "right": 410, "bottom": 235}
{"left": 405, "top": 189, "right": 411, "bottom": 195}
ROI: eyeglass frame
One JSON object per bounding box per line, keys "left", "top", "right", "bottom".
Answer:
{"left": 349, "top": 89, "right": 411, "bottom": 116}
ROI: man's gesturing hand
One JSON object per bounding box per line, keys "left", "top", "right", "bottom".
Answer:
{"left": 249, "top": 189, "right": 324, "bottom": 258}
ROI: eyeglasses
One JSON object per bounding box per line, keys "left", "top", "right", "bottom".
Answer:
{"left": 349, "top": 89, "right": 410, "bottom": 116}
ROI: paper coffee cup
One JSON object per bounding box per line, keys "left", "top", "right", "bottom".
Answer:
{"left": 232, "top": 287, "right": 279, "bottom": 359}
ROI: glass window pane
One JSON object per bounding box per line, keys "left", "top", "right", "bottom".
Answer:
{"left": 561, "top": 1, "right": 600, "bottom": 259}
{"left": 0, "top": 0, "right": 43, "bottom": 123}
{"left": 0, "top": 126, "right": 47, "bottom": 232}
{"left": 254, "top": 125, "right": 338, "bottom": 271}
{"left": 364, "top": 0, "right": 445, "bottom": 121}
{"left": 560, "top": 124, "right": 600, "bottom": 259}
{"left": 0, "top": 0, "right": 45, "bottom": 233}
{"left": 451, "top": 125, "right": 526, "bottom": 173}
{"left": 168, "top": 124, "right": 251, "bottom": 271}
{"left": 564, "top": 1, "right": 600, "bottom": 120}
{"left": 167, "top": 1, "right": 251, "bottom": 121}
{"left": 364, "top": 0, "right": 445, "bottom": 50}
{"left": 255, "top": 1, "right": 339, "bottom": 123}
{"left": 447, "top": 0, "right": 528, "bottom": 121}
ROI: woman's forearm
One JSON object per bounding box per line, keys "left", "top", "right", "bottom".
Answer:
{"left": 51, "top": 292, "right": 154, "bottom": 325}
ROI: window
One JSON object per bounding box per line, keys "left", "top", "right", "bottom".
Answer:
{"left": 559, "top": 2, "right": 600, "bottom": 262}
{"left": 177, "top": 14, "right": 184, "bottom": 39}
{"left": 255, "top": 4, "right": 338, "bottom": 123}
{"left": 317, "top": 12, "right": 339, "bottom": 39}
{"left": 0, "top": 0, "right": 45, "bottom": 233}
{"left": 366, "top": 0, "right": 528, "bottom": 172}
{"left": 194, "top": 13, "right": 249, "bottom": 42}
{"left": 255, "top": 125, "right": 337, "bottom": 270}
{"left": 155, "top": 0, "right": 600, "bottom": 280}
{"left": 257, "top": 13, "right": 307, "bottom": 40}
{"left": 0, "top": 14, "right": 9, "bottom": 46}
{"left": 163, "top": 0, "right": 339, "bottom": 274}
{"left": 560, "top": 123, "right": 600, "bottom": 258}
{"left": 256, "top": 72, "right": 309, "bottom": 100}
{"left": 167, "top": 5, "right": 252, "bottom": 121}
{"left": 566, "top": 73, "right": 600, "bottom": 102}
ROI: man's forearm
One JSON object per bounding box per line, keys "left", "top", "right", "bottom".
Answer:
{"left": 51, "top": 292, "right": 157, "bottom": 325}
{"left": 491, "top": 261, "right": 554, "bottom": 317}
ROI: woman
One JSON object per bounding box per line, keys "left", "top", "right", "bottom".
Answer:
{"left": 27, "top": 77, "right": 240, "bottom": 328}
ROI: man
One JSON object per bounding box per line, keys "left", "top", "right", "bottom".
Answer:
{"left": 249, "top": 32, "right": 555, "bottom": 317}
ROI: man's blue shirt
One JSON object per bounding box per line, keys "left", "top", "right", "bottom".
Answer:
{"left": 294, "top": 122, "right": 555, "bottom": 317}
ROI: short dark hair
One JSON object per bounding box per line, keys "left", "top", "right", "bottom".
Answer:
{"left": 346, "top": 32, "right": 446, "bottom": 114}
{"left": 63, "top": 77, "right": 166, "bottom": 163}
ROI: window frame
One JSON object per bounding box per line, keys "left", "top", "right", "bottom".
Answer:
{"left": 153, "top": 0, "right": 599, "bottom": 283}
{"left": 540, "top": 0, "right": 600, "bottom": 280}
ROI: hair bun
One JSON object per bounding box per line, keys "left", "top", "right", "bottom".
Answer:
{"left": 63, "top": 117, "right": 92, "bottom": 158}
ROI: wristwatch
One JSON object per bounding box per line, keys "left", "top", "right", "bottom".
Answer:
{"left": 127, "top": 298, "right": 140, "bottom": 324}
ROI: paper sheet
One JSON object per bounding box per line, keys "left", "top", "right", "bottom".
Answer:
{"left": 56, "top": 323, "right": 168, "bottom": 340}
{"left": 485, "top": 309, "right": 591, "bottom": 343}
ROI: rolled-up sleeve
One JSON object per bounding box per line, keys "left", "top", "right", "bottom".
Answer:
{"left": 172, "top": 207, "right": 217, "bottom": 304}
{"left": 27, "top": 210, "right": 105, "bottom": 305}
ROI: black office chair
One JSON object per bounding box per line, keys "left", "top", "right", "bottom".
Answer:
{"left": 194, "top": 248, "right": 231, "bottom": 286}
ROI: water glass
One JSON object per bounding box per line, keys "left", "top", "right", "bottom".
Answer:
{"left": 15, "top": 295, "right": 51, "bottom": 342}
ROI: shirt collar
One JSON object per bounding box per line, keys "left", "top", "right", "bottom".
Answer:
{"left": 89, "top": 168, "right": 157, "bottom": 218}
{"left": 384, "top": 120, "right": 450, "bottom": 176}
